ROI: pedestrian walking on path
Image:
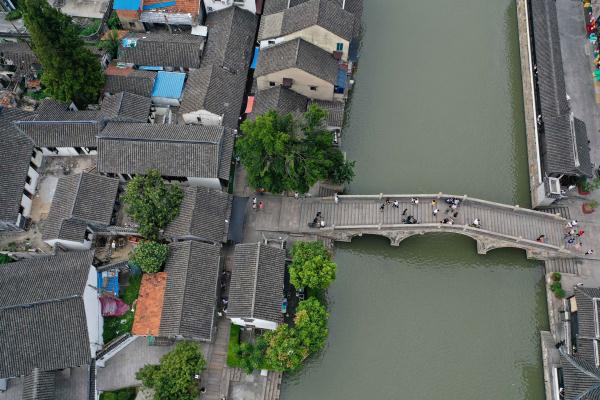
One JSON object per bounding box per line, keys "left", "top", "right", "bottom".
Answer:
{"left": 431, "top": 199, "right": 437, "bottom": 207}
{"left": 536, "top": 235, "right": 545, "bottom": 243}
{"left": 380, "top": 203, "right": 385, "bottom": 212}
{"left": 393, "top": 200, "right": 400, "bottom": 208}
{"left": 294, "top": 192, "right": 299, "bottom": 199}
{"left": 252, "top": 197, "right": 257, "bottom": 210}
{"left": 258, "top": 201, "right": 264, "bottom": 210}
{"left": 433, "top": 208, "right": 439, "bottom": 216}
{"left": 334, "top": 193, "right": 339, "bottom": 204}
{"left": 586, "top": 249, "right": 594, "bottom": 255}
{"left": 410, "top": 197, "right": 419, "bottom": 204}
{"left": 402, "top": 208, "right": 408, "bottom": 216}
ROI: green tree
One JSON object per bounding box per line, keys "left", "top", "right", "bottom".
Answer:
{"left": 98, "top": 28, "right": 119, "bottom": 59}
{"left": 289, "top": 241, "right": 336, "bottom": 290}
{"left": 136, "top": 341, "right": 206, "bottom": 400}
{"left": 122, "top": 169, "right": 184, "bottom": 240}
{"left": 130, "top": 241, "right": 169, "bottom": 273}
{"left": 294, "top": 298, "right": 329, "bottom": 353}
{"left": 263, "top": 325, "right": 308, "bottom": 372}
{"left": 236, "top": 105, "right": 355, "bottom": 193}
{"left": 21, "top": 0, "right": 104, "bottom": 106}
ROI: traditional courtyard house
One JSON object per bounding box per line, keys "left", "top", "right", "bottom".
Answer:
{"left": 179, "top": 65, "right": 246, "bottom": 128}
{"left": 97, "top": 122, "right": 235, "bottom": 189}
{"left": 255, "top": 38, "right": 342, "bottom": 101}
{"left": 42, "top": 173, "right": 120, "bottom": 250}
{"left": 0, "top": 251, "right": 101, "bottom": 395}
{"left": 163, "top": 186, "right": 232, "bottom": 244}
{"left": 132, "top": 241, "right": 221, "bottom": 341}
{"left": 14, "top": 93, "right": 152, "bottom": 156}
{"left": 0, "top": 41, "right": 39, "bottom": 86}
{"left": 530, "top": 0, "right": 592, "bottom": 204}
{"left": 150, "top": 71, "right": 186, "bottom": 106}
{"left": 104, "top": 65, "right": 157, "bottom": 97}
{"left": 228, "top": 243, "right": 286, "bottom": 330}
{"left": 201, "top": 6, "right": 258, "bottom": 74}
{"left": 203, "top": 0, "right": 262, "bottom": 14}
{"left": 118, "top": 33, "right": 205, "bottom": 71}
{"left": 258, "top": 0, "right": 354, "bottom": 62}
{"left": 0, "top": 107, "right": 41, "bottom": 231}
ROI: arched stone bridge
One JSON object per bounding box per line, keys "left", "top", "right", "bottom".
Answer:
{"left": 263, "top": 194, "right": 579, "bottom": 260}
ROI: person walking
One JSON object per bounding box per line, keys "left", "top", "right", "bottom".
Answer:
{"left": 252, "top": 197, "right": 257, "bottom": 210}
{"left": 433, "top": 208, "right": 439, "bottom": 216}
{"left": 577, "top": 230, "right": 585, "bottom": 237}
{"left": 402, "top": 208, "right": 408, "bottom": 216}
{"left": 380, "top": 203, "right": 385, "bottom": 212}
{"left": 536, "top": 235, "right": 545, "bottom": 243}
{"left": 294, "top": 192, "right": 299, "bottom": 199}
{"left": 334, "top": 193, "right": 339, "bottom": 204}
{"left": 393, "top": 200, "right": 400, "bottom": 208}
{"left": 585, "top": 249, "right": 594, "bottom": 255}
{"left": 431, "top": 199, "right": 437, "bottom": 207}
{"left": 258, "top": 201, "right": 264, "bottom": 210}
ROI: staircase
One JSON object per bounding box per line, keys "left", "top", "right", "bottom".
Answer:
{"left": 545, "top": 258, "right": 579, "bottom": 275}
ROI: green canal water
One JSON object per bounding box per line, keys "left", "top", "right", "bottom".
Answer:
{"left": 280, "top": 0, "right": 549, "bottom": 399}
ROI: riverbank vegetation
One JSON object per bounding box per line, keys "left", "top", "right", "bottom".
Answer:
{"left": 236, "top": 105, "right": 355, "bottom": 193}
{"left": 228, "top": 241, "right": 335, "bottom": 372}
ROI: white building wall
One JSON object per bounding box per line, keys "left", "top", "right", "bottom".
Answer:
{"left": 205, "top": 0, "right": 256, "bottom": 13}
{"left": 45, "top": 238, "right": 92, "bottom": 250}
{"left": 230, "top": 317, "right": 278, "bottom": 330}
{"left": 261, "top": 26, "right": 349, "bottom": 61}
{"left": 257, "top": 68, "right": 335, "bottom": 101}
{"left": 151, "top": 96, "right": 181, "bottom": 107}
{"left": 24, "top": 166, "right": 39, "bottom": 195}
{"left": 181, "top": 109, "right": 223, "bottom": 125}
{"left": 20, "top": 193, "right": 32, "bottom": 218}
{"left": 83, "top": 265, "right": 104, "bottom": 353}
{"left": 259, "top": 37, "right": 285, "bottom": 48}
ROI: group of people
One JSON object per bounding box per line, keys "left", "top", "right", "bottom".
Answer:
{"left": 251, "top": 197, "right": 264, "bottom": 211}
{"left": 535, "top": 220, "right": 594, "bottom": 255}
{"left": 309, "top": 211, "right": 327, "bottom": 228}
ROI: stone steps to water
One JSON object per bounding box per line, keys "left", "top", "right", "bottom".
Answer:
{"left": 545, "top": 259, "right": 579, "bottom": 275}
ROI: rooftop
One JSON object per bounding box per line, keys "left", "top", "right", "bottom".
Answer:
{"left": 119, "top": 33, "right": 205, "bottom": 69}
{"left": 97, "top": 123, "right": 235, "bottom": 180}
{"left": 104, "top": 67, "right": 156, "bottom": 97}
{"left": 249, "top": 86, "right": 308, "bottom": 120}
{"left": 132, "top": 272, "right": 168, "bottom": 336}
{"left": 228, "top": 243, "right": 286, "bottom": 324}
{"left": 255, "top": 38, "right": 339, "bottom": 84}
{"left": 0, "top": 251, "right": 94, "bottom": 378}
{"left": 151, "top": 71, "right": 186, "bottom": 99}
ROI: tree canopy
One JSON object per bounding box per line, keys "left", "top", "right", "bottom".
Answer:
{"left": 263, "top": 324, "right": 309, "bottom": 372}
{"left": 130, "top": 241, "right": 169, "bottom": 273}
{"left": 236, "top": 105, "right": 355, "bottom": 193}
{"left": 21, "top": 0, "right": 104, "bottom": 106}
{"left": 122, "top": 169, "right": 184, "bottom": 241}
{"left": 136, "top": 341, "right": 206, "bottom": 400}
{"left": 289, "top": 241, "right": 337, "bottom": 290}
{"left": 294, "top": 297, "right": 329, "bottom": 353}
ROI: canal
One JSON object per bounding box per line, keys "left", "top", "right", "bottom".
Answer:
{"left": 280, "top": 0, "right": 549, "bottom": 399}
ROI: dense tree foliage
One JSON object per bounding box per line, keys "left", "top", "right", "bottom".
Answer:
{"left": 99, "top": 29, "right": 120, "bottom": 59}
{"left": 136, "top": 341, "right": 206, "bottom": 400}
{"left": 122, "top": 169, "right": 184, "bottom": 241}
{"left": 294, "top": 297, "right": 329, "bottom": 353}
{"left": 130, "top": 241, "right": 169, "bottom": 273}
{"left": 236, "top": 105, "right": 355, "bottom": 193}
{"left": 21, "top": 0, "right": 104, "bottom": 106}
{"left": 289, "top": 241, "right": 337, "bottom": 290}
{"left": 263, "top": 324, "right": 308, "bottom": 372}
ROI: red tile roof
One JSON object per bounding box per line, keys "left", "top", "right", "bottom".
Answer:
{"left": 132, "top": 273, "right": 167, "bottom": 336}
{"left": 142, "top": 0, "right": 200, "bottom": 15}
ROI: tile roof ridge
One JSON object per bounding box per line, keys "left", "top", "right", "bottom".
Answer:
{"left": 249, "top": 243, "right": 261, "bottom": 318}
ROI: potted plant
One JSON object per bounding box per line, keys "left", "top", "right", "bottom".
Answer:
{"left": 551, "top": 272, "right": 561, "bottom": 282}
{"left": 578, "top": 177, "right": 600, "bottom": 195}
{"left": 582, "top": 199, "right": 598, "bottom": 214}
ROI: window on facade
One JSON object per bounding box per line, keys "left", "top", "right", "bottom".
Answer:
{"left": 23, "top": 189, "right": 32, "bottom": 199}
{"left": 336, "top": 43, "right": 343, "bottom": 51}
{"left": 268, "top": 40, "right": 275, "bottom": 45}
{"left": 310, "top": 86, "right": 318, "bottom": 91}
{"left": 18, "top": 206, "right": 24, "bottom": 215}
{"left": 25, "top": 175, "right": 31, "bottom": 185}
{"left": 29, "top": 161, "right": 38, "bottom": 171}
{"left": 269, "top": 81, "right": 276, "bottom": 87}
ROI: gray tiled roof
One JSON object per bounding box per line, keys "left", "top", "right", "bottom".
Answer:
{"left": 0, "top": 107, "right": 35, "bottom": 224}
{"left": 22, "top": 369, "right": 56, "bottom": 400}
{"left": 560, "top": 352, "right": 600, "bottom": 400}
{"left": 541, "top": 115, "right": 592, "bottom": 177}
{"left": 249, "top": 86, "right": 308, "bottom": 120}
{"left": 228, "top": 243, "right": 286, "bottom": 324}
{"left": 309, "top": 99, "right": 344, "bottom": 128}
{"left": 255, "top": 38, "right": 339, "bottom": 85}
{"left": 180, "top": 65, "right": 247, "bottom": 129}
{"left": 259, "top": 0, "right": 354, "bottom": 41}
{"left": 0, "top": 251, "right": 94, "bottom": 378}
{"left": 164, "top": 186, "right": 232, "bottom": 243}
{"left": 97, "top": 122, "right": 234, "bottom": 180}
{"left": 119, "top": 33, "right": 204, "bottom": 69}
{"left": 531, "top": 0, "right": 569, "bottom": 118}
{"left": 99, "top": 92, "right": 151, "bottom": 122}
{"left": 15, "top": 120, "right": 100, "bottom": 148}
{"left": 104, "top": 70, "right": 156, "bottom": 97}
{"left": 0, "top": 41, "right": 39, "bottom": 76}
{"left": 159, "top": 241, "right": 221, "bottom": 341}
{"left": 42, "top": 173, "right": 119, "bottom": 241}
{"left": 575, "top": 287, "right": 600, "bottom": 339}
{"left": 202, "top": 7, "right": 258, "bottom": 73}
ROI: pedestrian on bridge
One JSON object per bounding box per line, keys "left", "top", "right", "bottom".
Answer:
{"left": 334, "top": 193, "right": 339, "bottom": 204}
{"left": 411, "top": 197, "right": 419, "bottom": 204}
{"left": 536, "top": 235, "right": 545, "bottom": 243}
{"left": 431, "top": 199, "right": 437, "bottom": 207}
{"left": 577, "top": 230, "right": 585, "bottom": 237}
{"left": 380, "top": 203, "right": 385, "bottom": 212}
{"left": 433, "top": 208, "right": 439, "bottom": 216}
{"left": 585, "top": 249, "right": 594, "bottom": 255}
{"left": 258, "top": 201, "right": 264, "bottom": 210}
{"left": 393, "top": 200, "right": 400, "bottom": 208}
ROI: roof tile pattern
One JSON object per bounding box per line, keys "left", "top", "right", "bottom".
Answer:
{"left": 249, "top": 86, "right": 308, "bottom": 120}
{"left": 104, "top": 70, "right": 156, "bottom": 97}
{"left": 159, "top": 241, "right": 221, "bottom": 341}
{"left": 22, "top": 369, "right": 56, "bottom": 400}
{"left": 255, "top": 38, "right": 339, "bottom": 85}
{"left": 0, "top": 251, "right": 94, "bottom": 378}
{"left": 228, "top": 243, "right": 286, "bottom": 324}
{"left": 119, "top": 33, "right": 204, "bottom": 68}
{"left": 132, "top": 272, "right": 167, "bottom": 336}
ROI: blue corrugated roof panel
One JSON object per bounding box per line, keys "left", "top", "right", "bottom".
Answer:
{"left": 113, "top": 0, "right": 141, "bottom": 10}
{"left": 151, "top": 71, "right": 186, "bottom": 99}
{"left": 98, "top": 271, "right": 120, "bottom": 296}
{"left": 250, "top": 47, "right": 259, "bottom": 70}
{"left": 143, "top": 0, "right": 176, "bottom": 9}
{"left": 336, "top": 69, "right": 347, "bottom": 89}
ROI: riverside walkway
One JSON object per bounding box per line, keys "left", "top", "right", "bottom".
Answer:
{"left": 254, "top": 194, "right": 580, "bottom": 260}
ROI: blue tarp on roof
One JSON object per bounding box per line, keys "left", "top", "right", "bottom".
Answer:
{"left": 142, "top": 0, "right": 176, "bottom": 9}
{"left": 113, "top": 0, "right": 141, "bottom": 10}
{"left": 139, "top": 66, "right": 164, "bottom": 71}
{"left": 250, "top": 47, "right": 259, "bottom": 70}
{"left": 151, "top": 71, "right": 186, "bottom": 99}
{"left": 98, "top": 271, "right": 119, "bottom": 296}
{"left": 336, "top": 69, "right": 347, "bottom": 89}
